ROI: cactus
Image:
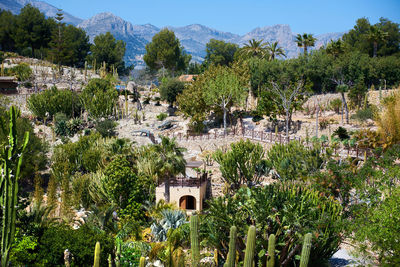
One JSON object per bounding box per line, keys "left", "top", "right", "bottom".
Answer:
{"left": 94, "top": 241, "right": 101, "bottom": 267}
{"left": 1, "top": 106, "right": 29, "bottom": 267}
{"left": 225, "top": 226, "right": 237, "bottom": 267}
{"left": 266, "top": 234, "right": 275, "bottom": 267}
{"left": 243, "top": 226, "right": 256, "bottom": 267}
{"left": 299, "top": 233, "right": 312, "bottom": 267}
{"left": 84, "top": 61, "right": 87, "bottom": 81}
{"left": 108, "top": 254, "right": 112, "bottom": 267}
{"left": 115, "top": 242, "right": 121, "bottom": 267}
{"left": 214, "top": 249, "right": 218, "bottom": 267}
{"left": 139, "top": 256, "right": 146, "bottom": 267}
{"left": 190, "top": 215, "right": 200, "bottom": 267}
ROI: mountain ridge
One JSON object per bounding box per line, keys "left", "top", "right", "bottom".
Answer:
{"left": 2, "top": 0, "right": 345, "bottom": 67}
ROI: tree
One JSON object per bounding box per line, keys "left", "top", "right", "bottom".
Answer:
{"left": 326, "top": 39, "right": 345, "bottom": 58}
{"left": 13, "top": 4, "right": 53, "bottom": 56}
{"left": 266, "top": 41, "right": 286, "bottom": 60}
{"left": 0, "top": 10, "right": 16, "bottom": 51}
{"left": 375, "top": 17, "right": 400, "bottom": 56}
{"left": 239, "top": 39, "right": 268, "bottom": 59}
{"left": 90, "top": 32, "right": 126, "bottom": 72}
{"left": 143, "top": 28, "right": 189, "bottom": 76}
{"left": 367, "top": 25, "right": 388, "bottom": 57}
{"left": 159, "top": 78, "right": 185, "bottom": 107}
{"left": 153, "top": 136, "right": 186, "bottom": 203}
{"left": 205, "top": 39, "right": 238, "bottom": 66}
{"left": 342, "top": 17, "right": 372, "bottom": 55}
{"left": 295, "top": 33, "right": 317, "bottom": 55}
{"left": 203, "top": 66, "right": 247, "bottom": 134}
{"left": 213, "top": 139, "right": 267, "bottom": 191}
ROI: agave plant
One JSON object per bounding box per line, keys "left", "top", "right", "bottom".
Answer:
{"left": 150, "top": 209, "right": 187, "bottom": 242}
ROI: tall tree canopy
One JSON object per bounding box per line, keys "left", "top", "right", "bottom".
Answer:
{"left": 143, "top": 28, "right": 190, "bottom": 76}
{"left": 90, "top": 32, "right": 126, "bottom": 72}
{"left": 295, "top": 33, "right": 317, "bottom": 55}
{"left": 205, "top": 39, "right": 238, "bottom": 66}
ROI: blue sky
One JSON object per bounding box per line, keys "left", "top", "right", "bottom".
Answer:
{"left": 45, "top": 0, "right": 400, "bottom": 34}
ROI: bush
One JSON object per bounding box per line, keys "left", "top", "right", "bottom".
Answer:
{"left": 204, "top": 184, "right": 343, "bottom": 266}
{"left": 332, "top": 126, "right": 350, "bottom": 140}
{"left": 159, "top": 78, "right": 185, "bottom": 107}
{"left": 37, "top": 224, "right": 114, "bottom": 266}
{"left": 351, "top": 106, "right": 376, "bottom": 123}
{"left": 0, "top": 107, "right": 48, "bottom": 184}
{"left": 329, "top": 98, "right": 342, "bottom": 114}
{"left": 266, "top": 141, "right": 325, "bottom": 181}
{"left": 9, "top": 63, "right": 32, "bottom": 81}
{"left": 27, "top": 86, "right": 82, "bottom": 120}
{"left": 157, "top": 112, "right": 168, "bottom": 121}
{"left": 95, "top": 119, "right": 116, "bottom": 137}
{"left": 319, "top": 117, "right": 329, "bottom": 130}
{"left": 81, "top": 78, "right": 118, "bottom": 118}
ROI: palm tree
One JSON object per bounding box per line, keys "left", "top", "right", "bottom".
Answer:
{"left": 153, "top": 136, "right": 186, "bottom": 203}
{"left": 326, "top": 39, "right": 345, "bottom": 58}
{"left": 367, "top": 25, "right": 388, "bottom": 57}
{"left": 240, "top": 39, "right": 268, "bottom": 59}
{"left": 266, "top": 41, "right": 286, "bottom": 60}
{"left": 295, "top": 33, "right": 317, "bottom": 55}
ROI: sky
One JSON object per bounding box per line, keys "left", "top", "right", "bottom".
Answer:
{"left": 45, "top": 0, "right": 400, "bottom": 35}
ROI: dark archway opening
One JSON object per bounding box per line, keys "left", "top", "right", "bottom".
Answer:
{"left": 179, "top": 195, "right": 196, "bottom": 210}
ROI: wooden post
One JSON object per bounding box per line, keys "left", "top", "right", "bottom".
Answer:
{"left": 252, "top": 129, "right": 254, "bottom": 139}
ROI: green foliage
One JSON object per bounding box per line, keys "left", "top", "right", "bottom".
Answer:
{"left": 8, "top": 62, "right": 32, "bottom": 81}
{"left": 81, "top": 78, "right": 118, "bottom": 118}
{"left": 27, "top": 86, "right": 82, "bottom": 120}
{"left": 151, "top": 209, "right": 187, "bottom": 242}
{"left": 203, "top": 184, "right": 343, "bottom": 266}
{"left": 205, "top": 39, "right": 238, "bottom": 66}
{"left": 351, "top": 106, "right": 377, "bottom": 123}
{"left": 329, "top": 98, "right": 342, "bottom": 113}
{"left": 90, "top": 32, "right": 126, "bottom": 73}
{"left": 213, "top": 139, "right": 268, "bottom": 191}
{"left": 95, "top": 119, "right": 117, "bottom": 137}
{"left": 0, "top": 106, "right": 29, "bottom": 267}
{"left": 159, "top": 78, "right": 185, "bottom": 106}
{"left": 243, "top": 226, "right": 256, "bottom": 267}
{"left": 156, "top": 112, "right": 168, "bottom": 121}
{"left": 295, "top": 33, "right": 316, "bottom": 55}
{"left": 299, "top": 233, "right": 312, "bottom": 267}
{"left": 266, "top": 141, "right": 324, "bottom": 181}
{"left": 190, "top": 215, "right": 200, "bottom": 267}
{"left": 332, "top": 126, "right": 350, "bottom": 140}
{"left": 37, "top": 224, "right": 114, "bottom": 266}
{"left": 144, "top": 28, "right": 190, "bottom": 74}
{"left": 9, "top": 229, "right": 38, "bottom": 266}
{"left": 0, "top": 107, "right": 47, "bottom": 183}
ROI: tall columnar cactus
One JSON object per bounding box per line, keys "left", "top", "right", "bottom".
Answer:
{"left": 299, "top": 233, "right": 312, "bottom": 267}
{"left": 139, "top": 256, "right": 146, "bottom": 267}
{"left": 115, "top": 242, "right": 121, "bottom": 267}
{"left": 108, "top": 254, "right": 112, "bottom": 267}
{"left": 94, "top": 241, "right": 101, "bottom": 267}
{"left": 266, "top": 234, "right": 276, "bottom": 267}
{"left": 1, "top": 106, "right": 29, "bottom": 267}
{"left": 190, "top": 215, "right": 200, "bottom": 267}
{"left": 225, "top": 226, "right": 237, "bottom": 267}
{"left": 243, "top": 226, "right": 256, "bottom": 267}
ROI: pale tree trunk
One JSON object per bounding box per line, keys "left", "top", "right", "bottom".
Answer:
{"left": 316, "top": 103, "right": 319, "bottom": 138}
{"left": 341, "top": 92, "right": 349, "bottom": 124}
{"left": 223, "top": 107, "right": 227, "bottom": 135}
{"left": 164, "top": 177, "right": 170, "bottom": 203}
{"left": 285, "top": 109, "right": 289, "bottom": 142}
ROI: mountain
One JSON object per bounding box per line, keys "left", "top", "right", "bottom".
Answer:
{"left": 1, "top": 0, "right": 345, "bottom": 67}
{"left": 0, "top": 0, "right": 82, "bottom": 25}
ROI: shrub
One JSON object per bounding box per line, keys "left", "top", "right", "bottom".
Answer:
{"left": 81, "top": 78, "right": 118, "bottom": 118}
{"left": 27, "top": 86, "right": 82, "bottom": 120}
{"left": 375, "top": 91, "right": 400, "bottom": 147}
{"left": 37, "top": 224, "right": 114, "bottom": 266}
{"left": 95, "top": 119, "right": 116, "bottom": 137}
{"left": 9, "top": 63, "right": 32, "bottom": 81}
{"left": 0, "top": 107, "right": 48, "bottom": 184}
{"left": 157, "top": 112, "right": 168, "bottom": 121}
{"left": 332, "top": 126, "right": 350, "bottom": 140}
{"left": 329, "top": 98, "right": 342, "bottom": 114}
{"left": 266, "top": 141, "right": 325, "bottom": 181}
{"left": 351, "top": 106, "right": 377, "bottom": 123}
{"left": 204, "top": 184, "right": 343, "bottom": 266}
{"left": 319, "top": 117, "right": 329, "bottom": 130}
{"left": 159, "top": 78, "right": 185, "bottom": 107}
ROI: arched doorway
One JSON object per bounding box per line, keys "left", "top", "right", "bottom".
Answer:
{"left": 179, "top": 195, "right": 196, "bottom": 210}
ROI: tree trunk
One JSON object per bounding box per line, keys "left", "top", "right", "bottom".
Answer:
{"left": 316, "top": 104, "right": 319, "bottom": 138}
{"left": 223, "top": 107, "right": 227, "bottom": 135}
{"left": 285, "top": 109, "right": 289, "bottom": 142}
{"left": 304, "top": 45, "right": 308, "bottom": 55}
{"left": 164, "top": 176, "right": 170, "bottom": 203}
{"left": 341, "top": 92, "right": 349, "bottom": 124}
